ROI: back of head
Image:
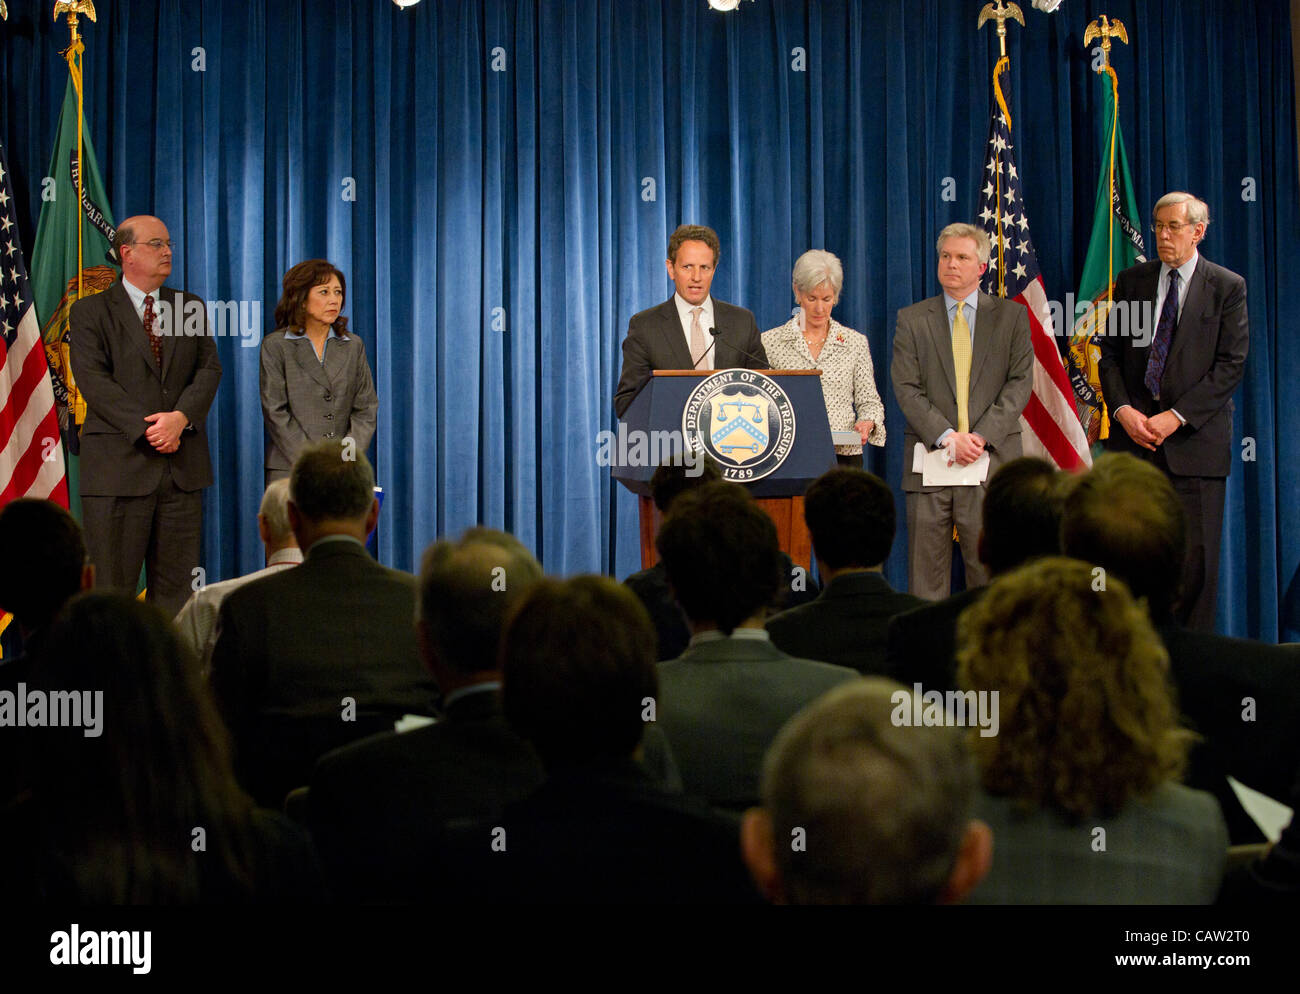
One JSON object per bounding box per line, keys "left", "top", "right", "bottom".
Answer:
{"left": 419, "top": 527, "right": 544, "bottom": 675}
{"left": 803, "top": 468, "right": 895, "bottom": 570}
{"left": 655, "top": 482, "right": 783, "bottom": 632}
{"left": 258, "top": 478, "right": 295, "bottom": 546}
{"left": 981, "top": 457, "right": 1064, "bottom": 576}
{"left": 956, "top": 557, "right": 1190, "bottom": 820}
{"left": 30, "top": 592, "right": 255, "bottom": 901}
{"left": 761, "top": 679, "right": 977, "bottom": 904}
{"left": 0, "top": 498, "right": 86, "bottom": 635}
{"left": 649, "top": 456, "right": 721, "bottom": 513}
{"left": 289, "top": 439, "right": 375, "bottom": 523}
{"left": 501, "top": 576, "right": 656, "bottom": 769}
{"left": 1060, "top": 453, "right": 1184, "bottom": 622}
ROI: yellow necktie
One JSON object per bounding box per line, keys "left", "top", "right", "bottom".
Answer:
{"left": 952, "top": 302, "right": 971, "bottom": 433}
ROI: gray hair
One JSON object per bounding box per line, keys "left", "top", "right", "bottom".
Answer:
{"left": 791, "top": 249, "right": 844, "bottom": 299}
{"left": 936, "top": 223, "right": 991, "bottom": 265}
{"left": 1153, "top": 191, "right": 1210, "bottom": 228}
{"left": 289, "top": 439, "right": 375, "bottom": 522}
{"left": 257, "top": 478, "right": 294, "bottom": 544}
{"left": 418, "top": 527, "right": 544, "bottom": 674}
{"left": 761, "top": 678, "right": 977, "bottom": 904}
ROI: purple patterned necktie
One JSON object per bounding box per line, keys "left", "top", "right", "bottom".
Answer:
{"left": 1144, "top": 269, "right": 1179, "bottom": 399}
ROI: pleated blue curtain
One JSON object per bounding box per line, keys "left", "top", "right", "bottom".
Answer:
{"left": 2, "top": 0, "right": 1297, "bottom": 639}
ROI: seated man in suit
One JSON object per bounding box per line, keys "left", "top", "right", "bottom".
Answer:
{"left": 886, "top": 456, "right": 1064, "bottom": 692}
{"left": 1061, "top": 453, "right": 1300, "bottom": 844}
{"left": 625, "top": 457, "right": 817, "bottom": 661}
{"left": 741, "top": 679, "right": 991, "bottom": 904}
{"left": 655, "top": 482, "right": 857, "bottom": 810}
{"left": 210, "top": 440, "right": 438, "bottom": 807}
{"left": 307, "top": 527, "right": 546, "bottom": 902}
{"left": 446, "top": 576, "right": 758, "bottom": 903}
{"left": 613, "top": 224, "right": 768, "bottom": 418}
{"left": 766, "top": 468, "right": 922, "bottom": 674}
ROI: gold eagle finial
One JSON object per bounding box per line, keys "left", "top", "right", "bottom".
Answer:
{"left": 978, "top": 1, "right": 1025, "bottom": 58}
{"left": 1083, "top": 15, "right": 1129, "bottom": 70}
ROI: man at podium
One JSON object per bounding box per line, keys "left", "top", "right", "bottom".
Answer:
{"left": 613, "top": 224, "right": 768, "bottom": 418}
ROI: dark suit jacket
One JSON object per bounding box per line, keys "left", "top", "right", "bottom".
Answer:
{"left": 624, "top": 554, "right": 819, "bottom": 662}
{"left": 443, "top": 760, "right": 761, "bottom": 903}
{"left": 69, "top": 281, "right": 222, "bottom": 495}
{"left": 884, "top": 586, "right": 987, "bottom": 692}
{"left": 307, "top": 686, "right": 544, "bottom": 902}
{"left": 260, "top": 328, "right": 379, "bottom": 473}
{"left": 1099, "top": 256, "right": 1249, "bottom": 477}
{"left": 210, "top": 539, "right": 438, "bottom": 806}
{"left": 766, "top": 571, "right": 924, "bottom": 675}
{"left": 613, "top": 296, "right": 768, "bottom": 417}
{"left": 656, "top": 635, "right": 858, "bottom": 809}
{"left": 891, "top": 292, "right": 1033, "bottom": 492}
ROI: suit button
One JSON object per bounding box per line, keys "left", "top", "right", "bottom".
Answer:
{"left": 324, "top": 413, "right": 334, "bottom": 420}
{"left": 323, "top": 393, "right": 333, "bottom": 402}
{"left": 325, "top": 432, "right": 336, "bottom": 438}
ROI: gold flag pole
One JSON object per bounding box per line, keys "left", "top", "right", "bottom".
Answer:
{"left": 1083, "top": 15, "right": 1130, "bottom": 308}
{"left": 978, "top": 1, "right": 1024, "bottom": 298}
{"left": 53, "top": 1, "right": 99, "bottom": 301}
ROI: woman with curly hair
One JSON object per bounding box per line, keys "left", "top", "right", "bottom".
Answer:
{"left": 955, "top": 557, "right": 1227, "bottom": 904}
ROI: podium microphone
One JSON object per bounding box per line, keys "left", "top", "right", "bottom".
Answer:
{"left": 710, "top": 326, "right": 767, "bottom": 368}
{"left": 691, "top": 336, "right": 717, "bottom": 370}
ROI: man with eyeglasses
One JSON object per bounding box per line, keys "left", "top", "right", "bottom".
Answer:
{"left": 1098, "top": 192, "right": 1249, "bottom": 632}
{"left": 69, "top": 215, "right": 222, "bottom": 616}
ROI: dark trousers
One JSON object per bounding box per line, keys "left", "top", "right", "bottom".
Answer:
{"left": 82, "top": 470, "right": 203, "bottom": 618}
{"left": 1170, "top": 474, "right": 1226, "bottom": 633}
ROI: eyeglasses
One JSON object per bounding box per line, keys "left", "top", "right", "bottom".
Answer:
{"left": 1150, "top": 222, "right": 1196, "bottom": 234}
{"left": 131, "top": 238, "right": 178, "bottom": 250}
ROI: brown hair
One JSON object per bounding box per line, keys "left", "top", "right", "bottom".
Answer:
{"left": 667, "top": 224, "right": 721, "bottom": 265}
{"left": 956, "top": 557, "right": 1192, "bottom": 821}
{"left": 273, "top": 259, "right": 349, "bottom": 334}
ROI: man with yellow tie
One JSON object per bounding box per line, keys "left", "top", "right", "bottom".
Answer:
{"left": 891, "top": 223, "right": 1033, "bottom": 600}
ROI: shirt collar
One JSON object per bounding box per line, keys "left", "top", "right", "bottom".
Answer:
{"left": 674, "top": 293, "right": 714, "bottom": 327}
{"left": 285, "top": 325, "right": 348, "bottom": 342}
{"left": 1159, "top": 250, "right": 1199, "bottom": 290}
{"left": 268, "top": 547, "right": 304, "bottom": 567}
{"left": 444, "top": 681, "right": 502, "bottom": 709}
{"left": 943, "top": 289, "right": 980, "bottom": 315}
{"left": 688, "top": 627, "right": 771, "bottom": 647}
{"left": 122, "top": 278, "right": 159, "bottom": 311}
{"left": 306, "top": 534, "right": 365, "bottom": 555}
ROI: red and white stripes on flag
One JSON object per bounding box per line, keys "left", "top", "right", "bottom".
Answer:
{"left": 977, "top": 62, "right": 1091, "bottom": 471}
{"left": 0, "top": 144, "right": 69, "bottom": 507}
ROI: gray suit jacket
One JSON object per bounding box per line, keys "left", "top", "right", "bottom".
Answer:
{"left": 613, "top": 297, "right": 768, "bottom": 418}
{"left": 68, "top": 280, "right": 222, "bottom": 495}
{"left": 890, "top": 293, "right": 1033, "bottom": 492}
{"left": 260, "top": 328, "right": 379, "bottom": 472}
{"left": 656, "top": 635, "right": 858, "bottom": 809}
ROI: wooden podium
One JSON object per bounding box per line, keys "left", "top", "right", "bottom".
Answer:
{"left": 612, "top": 369, "right": 836, "bottom": 570}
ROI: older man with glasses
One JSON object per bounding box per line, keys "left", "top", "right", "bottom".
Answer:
{"left": 1098, "top": 193, "right": 1249, "bottom": 632}
{"left": 69, "top": 215, "right": 222, "bottom": 616}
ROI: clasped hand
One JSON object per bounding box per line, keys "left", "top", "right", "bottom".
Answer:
{"left": 1117, "top": 408, "right": 1181, "bottom": 451}
{"left": 945, "top": 431, "right": 985, "bottom": 466}
{"left": 144, "top": 411, "right": 187, "bottom": 454}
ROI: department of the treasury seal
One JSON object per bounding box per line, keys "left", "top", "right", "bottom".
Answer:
{"left": 681, "top": 369, "right": 797, "bottom": 481}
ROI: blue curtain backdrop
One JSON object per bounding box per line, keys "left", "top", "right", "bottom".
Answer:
{"left": 2, "top": 0, "right": 1297, "bottom": 640}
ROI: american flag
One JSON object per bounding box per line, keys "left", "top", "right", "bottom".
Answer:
{"left": 0, "top": 141, "right": 69, "bottom": 507}
{"left": 976, "top": 77, "right": 1091, "bottom": 472}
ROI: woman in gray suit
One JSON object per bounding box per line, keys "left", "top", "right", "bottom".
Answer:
{"left": 261, "top": 260, "right": 379, "bottom": 485}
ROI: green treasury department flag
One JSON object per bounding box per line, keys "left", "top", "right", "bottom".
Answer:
{"left": 1066, "top": 65, "right": 1146, "bottom": 449}
{"left": 31, "top": 65, "right": 118, "bottom": 493}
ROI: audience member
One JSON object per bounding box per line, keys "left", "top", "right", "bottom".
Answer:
{"left": 766, "top": 468, "right": 922, "bottom": 674}
{"left": 174, "top": 479, "right": 302, "bottom": 675}
{"left": 3, "top": 593, "right": 323, "bottom": 902}
{"left": 449, "top": 576, "right": 758, "bottom": 902}
{"left": 1062, "top": 452, "right": 1300, "bottom": 843}
{"left": 886, "top": 456, "right": 1063, "bottom": 691}
{"left": 741, "top": 679, "right": 991, "bottom": 904}
{"left": 957, "top": 557, "right": 1228, "bottom": 903}
{"left": 210, "top": 441, "right": 437, "bottom": 807}
{"left": 1218, "top": 768, "right": 1300, "bottom": 904}
{"left": 307, "top": 528, "right": 546, "bottom": 901}
{"left": 655, "top": 482, "right": 857, "bottom": 809}
{"left": 625, "top": 457, "right": 816, "bottom": 661}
